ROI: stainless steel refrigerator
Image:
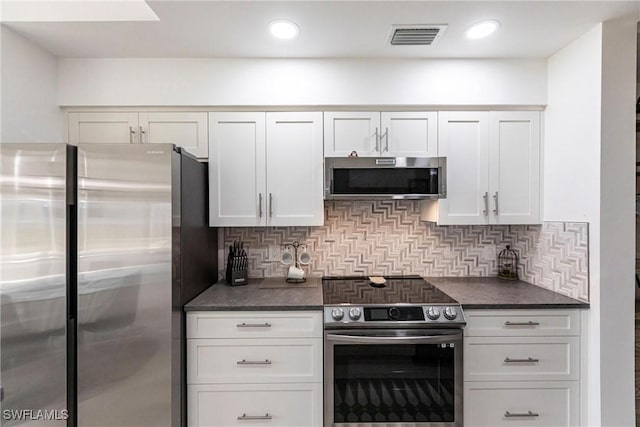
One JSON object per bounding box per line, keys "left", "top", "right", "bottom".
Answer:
{"left": 0, "top": 143, "right": 217, "bottom": 426}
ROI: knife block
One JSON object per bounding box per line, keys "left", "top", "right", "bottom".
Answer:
{"left": 226, "top": 253, "right": 248, "bottom": 286}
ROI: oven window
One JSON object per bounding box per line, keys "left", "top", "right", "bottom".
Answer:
{"left": 333, "top": 168, "right": 438, "bottom": 195}
{"left": 333, "top": 343, "right": 455, "bottom": 423}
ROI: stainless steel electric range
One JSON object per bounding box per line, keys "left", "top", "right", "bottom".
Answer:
{"left": 323, "top": 276, "right": 465, "bottom": 427}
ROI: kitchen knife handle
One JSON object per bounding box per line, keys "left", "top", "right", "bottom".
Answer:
{"left": 269, "top": 193, "right": 273, "bottom": 217}
{"left": 493, "top": 191, "right": 499, "bottom": 215}
{"left": 483, "top": 192, "right": 489, "bottom": 215}
{"left": 258, "top": 193, "right": 263, "bottom": 218}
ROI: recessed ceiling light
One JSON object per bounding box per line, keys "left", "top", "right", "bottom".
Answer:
{"left": 269, "top": 20, "right": 300, "bottom": 40}
{"left": 465, "top": 20, "right": 500, "bottom": 40}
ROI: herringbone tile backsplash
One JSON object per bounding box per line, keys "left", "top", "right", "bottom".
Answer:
{"left": 223, "top": 201, "right": 589, "bottom": 302}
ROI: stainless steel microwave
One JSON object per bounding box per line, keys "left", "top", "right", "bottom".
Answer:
{"left": 325, "top": 157, "right": 446, "bottom": 200}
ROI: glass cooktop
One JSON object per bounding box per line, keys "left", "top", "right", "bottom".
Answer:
{"left": 322, "top": 275, "right": 458, "bottom": 305}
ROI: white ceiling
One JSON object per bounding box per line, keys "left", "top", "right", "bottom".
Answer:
{"left": 2, "top": 1, "right": 639, "bottom": 59}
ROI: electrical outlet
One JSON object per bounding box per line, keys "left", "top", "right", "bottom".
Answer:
{"left": 268, "top": 245, "right": 282, "bottom": 262}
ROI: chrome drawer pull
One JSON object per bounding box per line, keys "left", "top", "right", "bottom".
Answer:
{"left": 504, "top": 357, "right": 539, "bottom": 363}
{"left": 237, "top": 359, "right": 272, "bottom": 365}
{"left": 504, "top": 321, "right": 540, "bottom": 326}
{"left": 237, "top": 413, "right": 272, "bottom": 420}
{"left": 236, "top": 322, "right": 272, "bottom": 328}
{"left": 504, "top": 411, "right": 539, "bottom": 418}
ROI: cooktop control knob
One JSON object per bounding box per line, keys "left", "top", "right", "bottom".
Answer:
{"left": 388, "top": 307, "right": 400, "bottom": 319}
{"left": 331, "top": 307, "right": 345, "bottom": 320}
{"left": 426, "top": 306, "right": 441, "bottom": 320}
{"left": 348, "top": 307, "right": 362, "bottom": 320}
{"left": 444, "top": 306, "right": 457, "bottom": 320}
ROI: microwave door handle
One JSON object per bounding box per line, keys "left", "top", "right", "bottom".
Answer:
{"left": 325, "top": 333, "right": 458, "bottom": 345}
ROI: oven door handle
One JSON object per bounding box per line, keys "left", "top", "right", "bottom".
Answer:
{"left": 325, "top": 333, "right": 459, "bottom": 345}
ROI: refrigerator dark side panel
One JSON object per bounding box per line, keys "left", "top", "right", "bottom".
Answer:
{"left": 178, "top": 149, "right": 218, "bottom": 306}
{"left": 77, "top": 144, "right": 173, "bottom": 427}
{"left": 173, "top": 149, "right": 218, "bottom": 427}
{"left": 0, "top": 143, "right": 69, "bottom": 426}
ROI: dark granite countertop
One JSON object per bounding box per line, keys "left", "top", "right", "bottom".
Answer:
{"left": 184, "top": 277, "right": 323, "bottom": 311}
{"left": 425, "top": 277, "right": 589, "bottom": 309}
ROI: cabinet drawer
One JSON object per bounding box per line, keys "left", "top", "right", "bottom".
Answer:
{"left": 187, "top": 338, "right": 322, "bottom": 384}
{"left": 465, "top": 337, "right": 578, "bottom": 382}
{"left": 464, "top": 381, "right": 579, "bottom": 427}
{"left": 188, "top": 383, "right": 323, "bottom": 427}
{"left": 464, "top": 309, "right": 580, "bottom": 337}
{"left": 187, "top": 311, "right": 323, "bottom": 339}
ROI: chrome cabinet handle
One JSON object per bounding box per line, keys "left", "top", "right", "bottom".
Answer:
{"left": 258, "top": 194, "right": 263, "bottom": 218}
{"left": 236, "top": 322, "right": 271, "bottom": 328}
{"left": 504, "top": 321, "right": 540, "bottom": 326}
{"left": 269, "top": 193, "right": 273, "bottom": 218}
{"left": 504, "top": 357, "right": 539, "bottom": 363}
{"left": 237, "top": 413, "right": 272, "bottom": 420}
{"left": 504, "top": 411, "right": 539, "bottom": 418}
{"left": 374, "top": 127, "right": 379, "bottom": 152}
{"left": 483, "top": 192, "right": 489, "bottom": 215}
{"left": 129, "top": 126, "right": 136, "bottom": 143}
{"left": 237, "top": 359, "right": 272, "bottom": 365}
{"left": 493, "top": 191, "right": 499, "bottom": 215}
{"left": 380, "top": 127, "right": 389, "bottom": 152}
{"left": 139, "top": 126, "right": 146, "bottom": 143}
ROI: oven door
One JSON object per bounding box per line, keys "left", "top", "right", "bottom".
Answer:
{"left": 324, "top": 328, "right": 462, "bottom": 427}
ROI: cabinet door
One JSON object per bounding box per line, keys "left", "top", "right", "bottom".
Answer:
{"left": 68, "top": 112, "right": 138, "bottom": 144}
{"left": 489, "top": 111, "right": 541, "bottom": 224}
{"left": 437, "top": 112, "right": 490, "bottom": 225}
{"left": 324, "top": 111, "right": 381, "bottom": 157}
{"left": 188, "top": 383, "right": 323, "bottom": 427}
{"left": 464, "top": 381, "right": 579, "bottom": 427}
{"left": 266, "top": 112, "right": 324, "bottom": 226}
{"left": 209, "top": 112, "right": 266, "bottom": 226}
{"left": 381, "top": 111, "right": 438, "bottom": 157}
{"left": 139, "top": 112, "right": 208, "bottom": 158}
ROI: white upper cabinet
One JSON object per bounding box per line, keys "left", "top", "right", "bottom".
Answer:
{"left": 138, "top": 112, "right": 208, "bottom": 158}
{"left": 209, "top": 112, "right": 266, "bottom": 227}
{"left": 489, "top": 111, "right": 541, "bottom": 225}
{"left": 324, "top": 111, "right": 437, "bottom": 157}
{"left": 380, "top": 112, "right": 438, "bottom": 157}
{"left": 324, "top": 112, "right": 380, "bottom": 157}
{"left": 266, "top": 112, "right": 324, "bottom": 226}
{"left": 68, "top": 112, "right": 138, "bottom": 144}
{"left": 426, "top": 111, "right": 541, "bottom": 225}
{"left": 68, "top": 111, "right": 209, "bottom": 158}
{"left": 437, "top": 112, "right": 490, "bottom": 225}
{"left": 209, "top": 112, "right": 324, "bottom": 227}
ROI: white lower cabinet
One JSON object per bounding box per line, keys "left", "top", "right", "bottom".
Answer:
{"left": 186, "top": 311, "right": 323, "bottom": 427}
{"left": 188, "top": 383, "right": 323, "bottom": 427}
{"left": 465, "top": 381, "right": 579, "bottom": 427}
{"left": 464, "top": 309, "right": 583, "bottom": 427}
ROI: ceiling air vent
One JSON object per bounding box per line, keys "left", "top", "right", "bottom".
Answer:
{"left": 388, "top": 25, "right": 448, "bottom": 46}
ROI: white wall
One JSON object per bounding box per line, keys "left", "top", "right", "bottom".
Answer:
{"left": 545, "top": 25, "right": 603, "bottom": 425}
{"left": 598, "top": 19, "right": 636, "bottom": 427}
{"left": 57, "top": 58, "right": 547, "bottom": 107}
{"left": 0, "top": 25, "right": 62, "bottom": 143}
{"left": 545, "top": 19, "right": 637, "bottom": 426}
